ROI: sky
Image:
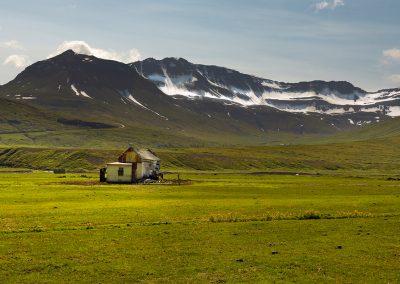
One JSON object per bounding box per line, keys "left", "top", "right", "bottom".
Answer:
{"left": 0, "top": 0, "right": 400, "bottom": 91}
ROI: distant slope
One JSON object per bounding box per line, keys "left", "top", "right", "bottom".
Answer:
{"left": 2, "top": 136, "right": 400, "bottom": 174}
{"left": 0, "top": 147, "right": 118, "bottom": 171}
{"left": 0, "top": 98, "right": 61, "bottom": 134}
{"left": 324, "top": 116, "right": 400, "bottom": 142}
{"left": 0, "top": 97, "right": 130, "bottom": 147}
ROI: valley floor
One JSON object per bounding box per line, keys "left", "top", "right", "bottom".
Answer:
{"left": 1, "top": 172, "right": 399, "bottom": 282}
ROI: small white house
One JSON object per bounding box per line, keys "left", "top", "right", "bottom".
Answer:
{"left": 102, "top": 147, "right": 161, "bottom": 183}
{"left": 106, "top": 162, "right": 133, "bottom": 183}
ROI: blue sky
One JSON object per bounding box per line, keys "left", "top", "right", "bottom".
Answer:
{"left": 0, "top": 0, "right": 400, "bottom": 90}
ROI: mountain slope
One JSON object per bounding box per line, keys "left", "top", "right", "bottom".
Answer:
{"left": 323, "top": 116, "right": 400, "bottom": 143}
{"left": 0, "top": 97, "right": 63, "bottom": 134}
{"left": 0, "top": 50, "right": 369, "bottom": 148}
{"left": 131, "top": 57, "right": 399, "bottom": 124}
{"left": 0, "top": 50, "right": 172, "bottom": 119}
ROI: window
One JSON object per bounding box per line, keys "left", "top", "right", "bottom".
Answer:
{"left": 118, "top": 167, "right": 124, "bottom": 176}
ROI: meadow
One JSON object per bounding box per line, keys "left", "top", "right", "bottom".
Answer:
{"left": 2, "top": 133, "right": 400, "bottom": 175}
{"left": 1, "top": 171, "right": 399, "bottom": 282}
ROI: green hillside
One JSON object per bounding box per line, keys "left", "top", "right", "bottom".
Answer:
{"left": 1, "top": 93, "right": 399, "bottom": 149}
{"left": 327, "top": 116, "right": 400, "bottom": 141}
{"left": 2, "top": 134, "right": 399, "bottom": 176}
{"left": 0, "top": 97, "right": 336, "bottom": 148}
{"left": 0, "top": 98, "right": 65, "bottom": 133}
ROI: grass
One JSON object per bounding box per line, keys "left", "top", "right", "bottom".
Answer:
{"left": 2, "top": 134, "right": 400, "bottom": 176}
{"left": 0, "top": 95, "right": 330, "bottom": 149}
{"left": 1, "top": 171, "right": 399, "bottom": 282}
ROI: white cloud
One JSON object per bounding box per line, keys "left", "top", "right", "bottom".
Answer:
{"left": 333, "top": 0, "right": 345, "bottom": 7}
{"left": 126, "top": 49, "right": 141, "bottom": 63}
{"left": 3, "top": 54, "right": 30, "bottom": 68}
{"left": 49, "top": 40, "right": 141, "bottom": 63}
{"left": 383, "top": 48, "right": 400, "bottom": 61}
{"left": 315, "top": 1, "right": 330, "bottom": 11}
{"left": 314, "top": 0, "right": 344, "bottom": 11}
{"left": 1, "top": 40, "right": 24, "bottom": 50}
{"left": 388, "top": 74, "right": 400, "bottom": 84}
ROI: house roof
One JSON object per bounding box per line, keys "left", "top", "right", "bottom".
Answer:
{"left": 136, "top": 148, "right": 160, "bottom": 161}
{"left": 119, "top": 147, "right": 160, "bottom": 162}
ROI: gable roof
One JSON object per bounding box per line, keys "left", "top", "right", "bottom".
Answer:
{"left": 118, "top": 147, "right": 160, "bottom": 162}
{"left": 136, "top": 148, "right": 160, "bottom": 161}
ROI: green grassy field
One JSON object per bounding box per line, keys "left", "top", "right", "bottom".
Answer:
{"left": 1, "top": 171, "right": 399, "bottom": 282}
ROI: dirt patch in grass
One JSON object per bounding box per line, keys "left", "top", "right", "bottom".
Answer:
{"left": 207, "top": 211, "right": 392, "bottom": 223}
{"left": 59, "top": 180, "right": 102, "bottom": 186}
{"left": 0, "top": 168, "right": 33, "bottom": 173}
{"left": 57, "top": 179, "right": 192, "bottom": 186}
{"left": 157, "top": 179, "right": 192, "bottom": 186}
{"left": 249, "top": 171, "right": 320, "bottom": 176}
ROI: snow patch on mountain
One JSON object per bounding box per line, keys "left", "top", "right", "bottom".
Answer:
{"left": 155, "top": 77, "right": 400, "bottom": 117}
{"left": 127, "top": 94, "right": 146, "bottom": 108}
{"left": 149, "top": 70, "right": 199, "bottom": 98}
{"left": 260, "top": 90, "right": 400, "bottom": 106}
{"left": 80, "top": 91, "right": 91, "bottom": 99}
{"left": 71, "top": 85, "right": 80, "bottom": 96}
{"left": 386, "top": 106, "right": 400, "bottom": 117}
{"left": 160, "top": 83, "right": 198, "bottom": 98}
{"left": 118, "top": 89, "right": 168, "bottom": 120}
{"left": 261, "top": 81, "right": 283, "bottom": 89}
{"left": 71, "top": 84, "right": 92, "bottom": 99}
{"left": 230, "top": 87, "right": 260, "bottom": 105}
{"left": 359, "top": 106, "right": 382, "bottom": 113}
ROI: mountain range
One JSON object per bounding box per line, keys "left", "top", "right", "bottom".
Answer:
{"left": 132, "top": 57, "right": 400, "bottom": 122}
{"left": 0, "top": 50, "right": 399, "bottom": 147}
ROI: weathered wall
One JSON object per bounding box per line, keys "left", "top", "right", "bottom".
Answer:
{"left": 107, "top": 164, "right": 132, "bottom": 183}
{"left": 135, "top": 161, "right": 158, "bottom": 179}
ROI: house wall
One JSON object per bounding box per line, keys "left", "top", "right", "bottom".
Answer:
{"left": 135, "top": 162, "right": 143, "bottom": 179}
{"left": 107, "top": 164, "right": 132, "bottom": 183}
{"left": 135, "top": 161, "right": 158, "bottom": 180}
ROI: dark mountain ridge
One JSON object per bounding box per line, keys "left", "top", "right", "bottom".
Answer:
{"left": 0, "top": 50, "right": 398, "bottom": 147}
